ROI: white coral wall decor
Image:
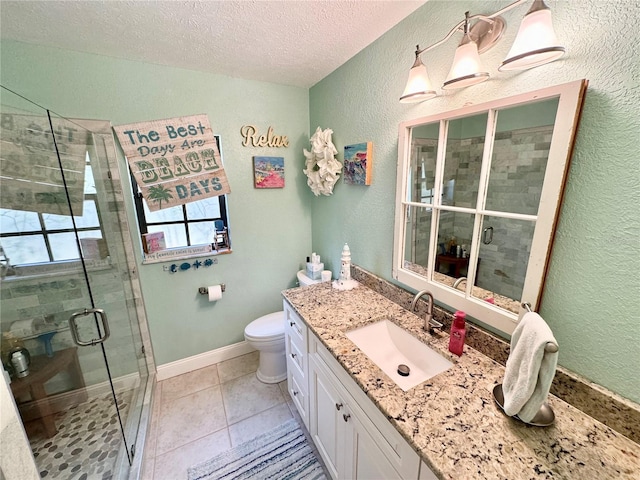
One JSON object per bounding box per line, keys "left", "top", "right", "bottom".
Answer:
{"left": 303, "top": 127, "right": 342, "bottom": 196}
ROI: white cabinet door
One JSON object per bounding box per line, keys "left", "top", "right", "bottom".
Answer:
{"left": 310, "top": 346, "right": 406, "bottom": 480}
{"left": 309, "top": 356, "right": 343, "bottom": 480}
{"left": 309, "top": 332, "right": 421, "bottom": 480}
{"left": 348, "top": 410, "right": 403, "bottom": 480}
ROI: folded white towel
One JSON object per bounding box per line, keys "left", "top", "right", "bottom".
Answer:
{"left": 502, "top": 312, "right": 558, "bottom": 422}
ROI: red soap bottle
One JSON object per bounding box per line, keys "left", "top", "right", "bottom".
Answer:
{"left": 448, "top": 311, "right": 466, "bottom": 356}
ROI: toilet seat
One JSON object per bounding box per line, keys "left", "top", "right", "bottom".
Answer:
{"left": 244, "top": 311, "right": 284, "bottom": 342}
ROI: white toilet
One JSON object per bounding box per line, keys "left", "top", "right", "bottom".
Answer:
{"left": 243, "top": 271, "right": 321, "bottom": 384}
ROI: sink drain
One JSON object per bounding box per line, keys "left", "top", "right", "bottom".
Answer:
{"left": 397, "top": 364, "right": 410, "bottom": 377}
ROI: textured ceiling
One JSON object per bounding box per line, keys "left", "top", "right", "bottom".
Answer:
{"left": 0, "top": 0, "right": 426, "bottom": 88}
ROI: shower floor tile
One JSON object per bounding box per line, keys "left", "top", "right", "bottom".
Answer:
{"left": 28, "top": 389, "right": 133, "bottom": 480}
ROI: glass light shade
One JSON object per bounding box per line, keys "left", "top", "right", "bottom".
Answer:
{"left": 442, "top": 36, "right": 489, "bottom": 90}
{"left": 499, "top": 8, "right": 565, "bottom": 71}
{"left": 400, "top": 57, "right": 437, "bottom": 103}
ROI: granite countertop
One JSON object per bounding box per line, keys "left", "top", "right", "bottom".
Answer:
{"left": 282, "top": 282, "right": 640, "bottom": 480}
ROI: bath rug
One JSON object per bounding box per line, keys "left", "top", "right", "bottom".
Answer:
{"left": 187, "top": 419, "right": 326, "bottom": 480}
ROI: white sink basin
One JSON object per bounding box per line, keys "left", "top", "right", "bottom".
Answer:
{"left": 346, "top": 320, "right": 453, "bottom": 391}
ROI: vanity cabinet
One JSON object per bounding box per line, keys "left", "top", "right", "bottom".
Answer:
{"left": 283, "top": 299, "right": 437, "bottom": 480}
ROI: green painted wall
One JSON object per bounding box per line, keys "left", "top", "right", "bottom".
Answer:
{"left": 310, "top": 1, "right": 639, "bottom": 403}
{"left": 0, "top": 40, "right": 313, "bottom": 365}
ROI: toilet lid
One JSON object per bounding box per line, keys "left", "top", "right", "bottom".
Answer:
{"left": 245, "top": 311, "right": 284, "bottom": 338}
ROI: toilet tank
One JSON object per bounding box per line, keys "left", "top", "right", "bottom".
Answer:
{"left": 297, "top": 270, "right": 321, "bottom": 286}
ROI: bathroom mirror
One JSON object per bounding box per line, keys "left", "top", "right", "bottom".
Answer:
{"left": 393, "top": 80, "right": 588, "bottom": 334}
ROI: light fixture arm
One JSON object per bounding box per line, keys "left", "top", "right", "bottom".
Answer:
{"left": 415, "top": 0, "right": 529, "bottom": 57}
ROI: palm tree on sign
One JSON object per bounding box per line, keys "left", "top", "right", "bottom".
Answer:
{"left": 146, "top": 185, "right": 174, "bottom": 209}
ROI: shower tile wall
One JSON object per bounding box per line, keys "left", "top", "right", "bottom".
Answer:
{"left": 0, "top": 267, "right": 139, "bottom": 392}
{"left": 477, "top": 125, "right": 551, "bottom": 297}
{"left": 415, "top": 125, "right": 552, "bottom": 297}
{"left": 411, "top": 140, "right": 437, "bottom": 266}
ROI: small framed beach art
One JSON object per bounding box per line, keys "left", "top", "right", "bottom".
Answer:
{"left": 253, "top": 156, "right": 285, "bottom": 188}
{"left": 343, "top": 142, "right": 373, "bottom": 185}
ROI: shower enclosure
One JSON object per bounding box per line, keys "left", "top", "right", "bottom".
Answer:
{"left": 0, "top": 87, "right": 153, "bottom": 479}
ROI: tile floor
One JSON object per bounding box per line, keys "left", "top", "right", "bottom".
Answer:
{"left": 141, "top": 351, "right": 324, "bottom": 479}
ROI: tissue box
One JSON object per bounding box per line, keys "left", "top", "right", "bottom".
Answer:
{"left": 306, "top": 262, "right": 324, "bottom": 280}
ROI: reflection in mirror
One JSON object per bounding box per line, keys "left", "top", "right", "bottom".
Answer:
{"left": 404, "top": 122, "right": 438, "bottom": 278}
{"left": 408, "top": 122, "right": 439, "bottom": 205}
{"left": 442, "top": 113, "right": 487, "bottom": 208}
{"left": 438, "top": 101, "right": 558, "bottom": 315}
{"left": 431, "top": 113, "right": 487, "bottom": 301}
{"left": 404, "top": 207, "right": 432, "bottom": 275}
{"left": 472, "top": 215, "right": 535, "bottom": 313}
{"left": 407, "top": 102, "right": 560, "bottom": 315}
{"left": 486, "top": 98, "right": 559, "bottom": 215}
{"left": 394, "top": 80, "right": 588, "bottom": 334}
{"left": 434, "top": 210, "right": 474, "bottom": 286}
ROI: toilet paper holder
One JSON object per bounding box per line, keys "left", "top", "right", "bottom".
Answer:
{"left": 198, "top": 284, "right": 226, "bottom": 295}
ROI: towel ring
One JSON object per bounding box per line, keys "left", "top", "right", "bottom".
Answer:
{"left": 521, "top": 302, "right": 558, "bottom": 353}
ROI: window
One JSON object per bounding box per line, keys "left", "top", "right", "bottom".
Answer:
{"left": 131, "top": 136, "right": 230, "bottom": 254}
{"left": 0, "top": 154, "right": 106, "bottom": 266}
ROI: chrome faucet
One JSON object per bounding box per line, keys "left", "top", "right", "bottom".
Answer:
{"left": 410, "top": 290, "right": 443, "bottom": 333}
{"left": 453, "top": 277, "right": 467, "bottom": 290}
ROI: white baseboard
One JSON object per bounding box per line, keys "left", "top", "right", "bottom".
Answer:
{"left": 156, "top": 341, "right": 256, "bottom": 381}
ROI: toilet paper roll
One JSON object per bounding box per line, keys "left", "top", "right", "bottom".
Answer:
{"left": 208, "top": 285, "right": 223, "bottom": 302}
{"left": 321, "top": 270, "right": 332, "bottom": 282}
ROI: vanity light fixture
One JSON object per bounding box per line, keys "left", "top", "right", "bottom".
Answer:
{"left": 399, "top": 54, "right": 437, "bottom": 103}
{"left": 442, "top": 12, "right": 490, "bottom": 90}
{"left": 499, "top": 0, "right": 565, "bottom": 70}
{"left": 399, "top": 0, "right": 565, "bottom": 103}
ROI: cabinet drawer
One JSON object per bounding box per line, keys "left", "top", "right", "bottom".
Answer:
{"left": 288, "top": 367, "right": 309, "bottom": 429}
{"left": 284, "top": 302, "right": 307, "bottom": 347}
{"left": 287, "top": 333, "right": 306, "bottom": 379}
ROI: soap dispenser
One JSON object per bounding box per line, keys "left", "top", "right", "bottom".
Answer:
{"left": 448, "top": 311, "right": 466, "bottom": 356}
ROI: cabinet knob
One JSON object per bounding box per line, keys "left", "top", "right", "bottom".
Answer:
{"left": 290, "top": 353, "right": 297, "bottom": 359}
{"left": 335, "top": 403, "right": 343, "bottom": 411}
{"left": 292, "top": 390, "right": 298, "bottom": 396}
{"left": 343, "top": 413, "right": 351, "bottom": 422}
{"left": 289, "top": 321, "right": 295, "bottom": 327}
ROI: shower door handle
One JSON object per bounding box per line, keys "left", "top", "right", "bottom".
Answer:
{"left": 69, "top": 308, "right": 111, "bottom": 346}
{"left": 482, "top": 226, "right": 494, "bottom": 245}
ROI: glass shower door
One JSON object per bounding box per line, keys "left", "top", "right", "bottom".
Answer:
{"left": 1, "top": 88, "right": 148, "bottom": 479}
{"left": 79, "top": 119, "right": 151, "bottom": 471}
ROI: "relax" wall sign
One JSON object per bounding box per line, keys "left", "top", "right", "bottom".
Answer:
{"left": 240, "top": 125, "right": 289, "bottom": 148}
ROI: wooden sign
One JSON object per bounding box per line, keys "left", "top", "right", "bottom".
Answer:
{"left": 0, "top": 112, "right": 88, "bottom": 215}
{"left": 114, "top": 114, "right": 230, "bottom": 211}
{"left": 240, "top": 125, "right": 289, "bottom": 147}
